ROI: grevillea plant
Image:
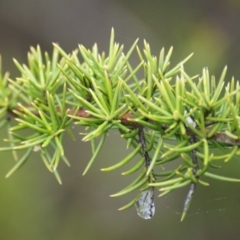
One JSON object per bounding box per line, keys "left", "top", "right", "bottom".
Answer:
{"left": 0, "top": 29, "right": 240, "bottom": 220}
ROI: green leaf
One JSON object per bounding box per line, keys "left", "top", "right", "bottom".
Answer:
{"left": 204, "top": 172, "right": 240, "bottom": 182}
{"left": 118, "top": 194, "right": 141, "bottom": 211}
{"left": 101, "top": 144, "right": 141, "bottom": 171}
{"left": 146, "top": 137, "right": 163, "bottom": 175}
{"left": 121, "top": 157, "right": 145, "bottom": 175}
{"left": 83, "top": 134, "right": 106, "bottom": 175}
{"left": 111, "top": 176, "right": 148, "bottom": 197}
{"left": 5, "top": 147, "right": 33, "bottom": 178}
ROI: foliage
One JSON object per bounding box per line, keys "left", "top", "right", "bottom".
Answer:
{"left": 0, "top": 29, "right": 240, "bottom": 220}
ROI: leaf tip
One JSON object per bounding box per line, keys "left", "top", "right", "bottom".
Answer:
{"left": 180, "top": 212, "right": 186, "bottom": 222}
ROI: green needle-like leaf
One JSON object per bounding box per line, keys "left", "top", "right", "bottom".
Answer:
{"left": 111, "top": 176, "right": 148, "bottom": 197}
{"left": 118, "top": 194, "right": 141, "bottom": 211}
{"left": 122, "top": 157, "right": 145, "bottom": 175}
{"left": 83, "top": 134, "right": 106, "bottom": 175}
{"left": 101, "top": 144, "right": 141, "bottom": 171}
{"left": 1, "top": 29, "right": 240, "bottom": 220}
{"left": 5, "top": 147, "right": 33, "bottom": 178}
{"left": 204, "top": 172, "right": 240, "bottom": 182}
{"left": 146, "top": 137, "right": 163, "bottom": 176}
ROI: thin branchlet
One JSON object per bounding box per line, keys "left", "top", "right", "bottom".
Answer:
{"left": 182, "top": 182, "right": 196, "bottom": 213}
{"left": 190, "top": 135, "right": 199, "bottom": 176}
{"left": 182, "top": 134, "right": 199, "bottom": 219}
{"left": 135, "top": 127, "right": 155, "bottom": 219}
{"left": 1, "top": 32, "right": 240, "bottom": 221}
{"left": 138, "top": 127, "right": 151, "bottom": 168}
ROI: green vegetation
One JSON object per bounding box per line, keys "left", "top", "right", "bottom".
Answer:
{"left": 0, "top": 29, "right": 240, "bottom": 220}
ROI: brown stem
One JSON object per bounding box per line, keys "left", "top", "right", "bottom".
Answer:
{"left": 6, "top": 107, "right": 240, "bottom": 146}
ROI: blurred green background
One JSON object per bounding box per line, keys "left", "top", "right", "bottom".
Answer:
{"left": 1, "top": 0, "right": 240, "bottom": 239}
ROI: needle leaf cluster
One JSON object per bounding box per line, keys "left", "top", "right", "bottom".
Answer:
{"left": 0, "top": 29, "right": 240, "bottom": 219}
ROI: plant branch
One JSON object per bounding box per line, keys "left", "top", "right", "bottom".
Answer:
{"left": 0, "top": 29, "right": 240, "bottom": 220}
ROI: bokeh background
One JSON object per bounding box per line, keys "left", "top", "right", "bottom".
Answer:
{"left": 1, "top": 0, "right": 240, "bottom": 239}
